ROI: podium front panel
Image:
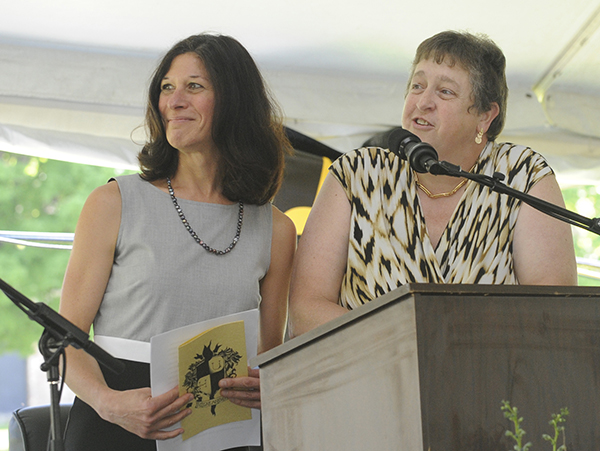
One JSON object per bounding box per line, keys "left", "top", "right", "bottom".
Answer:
{"left": 254, "top": 284, "right": 600, "bottom": 450}
{"left": 259, "top": 297, "right": 424, "bottom": 450}
{"left": 415, "top": 289, "right": 600, "bottom": 449}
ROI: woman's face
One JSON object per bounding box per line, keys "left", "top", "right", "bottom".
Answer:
{"left": 401, "top": 58, "right": 483, "bottom": 159}
{"left": 159, "top": 52, "right": 216, "bottom": 154}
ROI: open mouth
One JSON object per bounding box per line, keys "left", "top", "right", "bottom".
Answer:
{"left": 415, "top": 118, "right": 432, "bottom": 126}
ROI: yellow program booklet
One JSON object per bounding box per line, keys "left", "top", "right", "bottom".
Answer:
{"left": 178, "top": 320, "right": 252, "bottom": 440}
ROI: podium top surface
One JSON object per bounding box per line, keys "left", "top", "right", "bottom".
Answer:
{"left": 251, "top": 283, "right": 599, "bottom": 368}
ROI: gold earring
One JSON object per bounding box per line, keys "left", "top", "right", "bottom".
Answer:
{"left": 475, "top": 129, "right": 484, "bottom": 144}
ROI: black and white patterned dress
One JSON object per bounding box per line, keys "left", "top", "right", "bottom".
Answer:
{"left": 330, "top": 141, "right": 552, "bottom": 310}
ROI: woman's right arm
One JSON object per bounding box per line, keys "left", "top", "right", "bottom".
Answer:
{"left": 59, "top": 180, "right": 192, "bottom": 440}
{"left": 287, "top": 173, "right": 352, "bottom": 338}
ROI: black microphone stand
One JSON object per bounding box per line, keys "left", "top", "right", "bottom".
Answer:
{"left": 0, "top": 277, "right": 125, "bottom": 451}
{"left": 427, "top": 160, "right": 600, "bottom": 236}
{"left": 38, "top": 329, "right": 67, "bottom": 451}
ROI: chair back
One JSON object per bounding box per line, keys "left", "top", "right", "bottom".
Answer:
{"left": 8, "top": 404, "right": 71, "bottom": 451}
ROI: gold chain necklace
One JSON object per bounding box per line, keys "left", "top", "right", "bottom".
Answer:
{"left": 414, "top": 164, "right": 476, "bottom": 199}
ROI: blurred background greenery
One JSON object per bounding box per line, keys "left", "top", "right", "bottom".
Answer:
{"left": 0, "top": 152, "right": 135, "bottom": 356}
{"left": 562, "top": 185, "right": 600, "bottom": 285}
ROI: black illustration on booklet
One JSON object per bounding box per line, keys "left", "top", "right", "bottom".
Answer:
{"left": 178, "top": 320, "right": 251, "bottom": 440}
{"left": 183, "top": 342, "right": 243, "bottom": 415}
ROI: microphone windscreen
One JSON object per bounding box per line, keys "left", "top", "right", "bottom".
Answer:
{"left": 387, "top": 127, "right": 421, "bottom": 159}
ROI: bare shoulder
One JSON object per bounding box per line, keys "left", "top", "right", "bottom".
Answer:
{"left": 84, "top": 179, "right": 122, "bottom": 213}
{"left": 74, "top": 180, "right": 122, "bottom": 244}
{"left": 531, "top": 174, "right": 567, "bottom": 210}
{"left": 271, "top": 204, "right": 297, "bottom": 241}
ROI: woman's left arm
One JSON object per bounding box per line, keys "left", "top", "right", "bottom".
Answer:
{"left": 219, "top": 205, "right": 296, "bottom": 408}
{"left": 513, "top": 174, "right": 578, "bottom": 285}
{"left": 257, "top": 206, "right": 297, "bottom": 352}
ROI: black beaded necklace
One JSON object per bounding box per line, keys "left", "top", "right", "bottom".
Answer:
{"left": 166, "top": 177, "right": 243, "bottom": 255}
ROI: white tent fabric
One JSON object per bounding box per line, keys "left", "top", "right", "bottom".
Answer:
{"left": 1, "top": 0, "right": 600, "bottom": 184}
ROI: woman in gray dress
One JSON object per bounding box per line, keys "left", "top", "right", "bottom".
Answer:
{"left": 59, "top": 33, "right": 296, "bottom": 450}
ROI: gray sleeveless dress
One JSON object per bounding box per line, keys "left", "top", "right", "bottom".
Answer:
{"left": 94, "top": 174, "right": 272, "bottom": 344}
{"left": 64, "top": 174, "right": 271, "bottom": 451}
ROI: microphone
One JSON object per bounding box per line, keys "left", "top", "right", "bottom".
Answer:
{"left": 387, "top": 127, "right": 439, "bottom": 173}
{"left": 0, "top": 277, "right": 125, "bottom": 374}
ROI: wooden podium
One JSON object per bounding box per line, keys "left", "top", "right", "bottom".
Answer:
{"left": 251, "top": 284, "right": 600, "bottom": 450}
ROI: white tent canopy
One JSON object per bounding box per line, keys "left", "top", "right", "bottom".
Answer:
{"left": 2, "top": 0, "right": 600, "bottom": 184}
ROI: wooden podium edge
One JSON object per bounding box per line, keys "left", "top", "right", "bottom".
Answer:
{"left": 250, "top": 283, "right": 596, "bottom": 368}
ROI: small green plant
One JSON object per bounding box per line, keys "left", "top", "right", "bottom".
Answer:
{"left": 542, "top": 407, "right": 569, "bottom": 451}
{"left": 501, "top": 401, "right": 569, "bottom": 450}
{"left": 501, "top": 400, "right": 532, "bottom": 451}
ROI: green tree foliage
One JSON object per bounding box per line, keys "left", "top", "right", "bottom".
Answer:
{"left": 561, "top": 185, "right": 600, "bottom": 286}
{"left": 0, "top": 152, "right": 136, "bottom": 356}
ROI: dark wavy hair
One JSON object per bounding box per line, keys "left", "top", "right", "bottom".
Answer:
{"left": 407, "top": 30, "right": 508, "bottom": 141}
{"left": 138, "top": 33, "right": 291, "bottom": 205}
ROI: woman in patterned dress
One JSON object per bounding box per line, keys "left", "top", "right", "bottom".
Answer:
{"left": 288, "top": 30, "right": 577, "bottom": 337}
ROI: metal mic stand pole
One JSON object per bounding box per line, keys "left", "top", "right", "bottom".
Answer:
{"left": 38, "top": 330, "right": 68, "bottom": 451}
